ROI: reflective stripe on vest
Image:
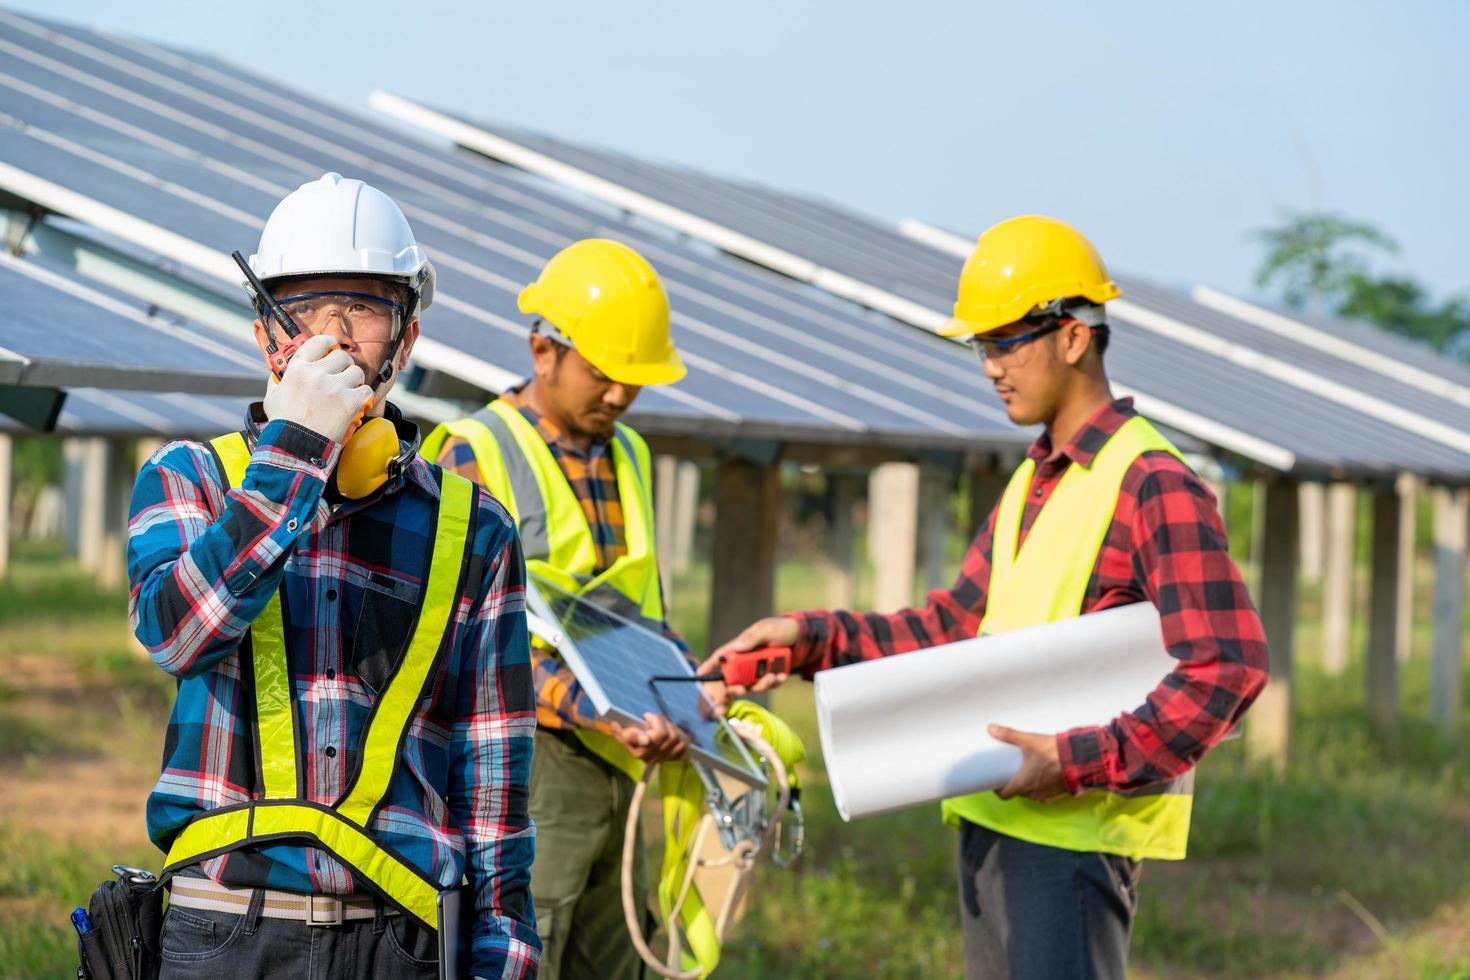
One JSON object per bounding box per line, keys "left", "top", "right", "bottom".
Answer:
{"left": 940, "top": 415, "right": 1195, "bottom": 861}
{"left": 163, "top": 432, "right": 475, "bottom": 929}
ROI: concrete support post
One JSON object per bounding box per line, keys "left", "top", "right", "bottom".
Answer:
{"left": 1205, "top": 477, "right": 1230, "bottom": 531}
{"left": 671, "top": 461, "right": 699, "bottom": 576}
{"left": 822, "top": 472, "right": 862, "bottom": 610}
{"left": 136, "top": 438, "right": 166, "bottom": 472}
{"left": 0, "top": 433, "right": 11, "bottom": 580}
{"left": 1299, "top": 482, "right": 1325, "bottom": 584}
{"left": 654, "top": 455, "right": 678, "bottom": 599}
{"left": 917, "top": 468, "right": 954, "bottom": 593}
{"left": 1431, "top": 486, "right": 1468, "bottom": 735}
{"left": 1249, "top": 480, "right": 1267, "bottom": 596}
{"left": 1368, "top": 486, "right": 1403, "bottom": 738}
{"left": 1247, "top": 479, "right": 1298, "bottom": 768}
{"left": 708, "top": 458, "right": 781, "bottom": 650}
{"left": 1321, "top": 483, "right": 1357, "bottom": 675}
{"left": 99, "top": 438, "right": 134, "bottom": 591}
{"left": 1395, "top": 474, "right": 1418, "bottom": 663}
{"left": 66, "top": 438, "right": 108, "bottom": 572}
{"left": 868, "top": 463, "right": 919, "bottom": 612}
{"left": 968, "top": 462, "right": 1008, "bottom": 539}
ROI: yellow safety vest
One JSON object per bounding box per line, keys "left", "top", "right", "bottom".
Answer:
{"left": 941, "top": 415, "right": 1195, "bottom": 861}
{"left": 162, "top": 432, "right": 476, "bottom": 930}
{"left": 424, "top": 402, "right": 723, "bottom": 976}
{"left": 423, "top": 399, "right": 662, "bottom": 624}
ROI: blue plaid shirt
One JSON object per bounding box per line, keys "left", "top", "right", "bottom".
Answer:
{"left": 127, "top": 404, "right": 540, "bottom": 977}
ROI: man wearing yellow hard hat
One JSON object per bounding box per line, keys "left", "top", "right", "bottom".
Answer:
{"left": 710, "top": 216, "right": 1269, "bottom": 978}
{"left": 424, "top": 239, "right": 691, "bottom": 979}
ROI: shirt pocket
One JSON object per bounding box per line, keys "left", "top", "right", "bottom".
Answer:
{"left": 348, "top": 573, "right": 418, "bottom": 696}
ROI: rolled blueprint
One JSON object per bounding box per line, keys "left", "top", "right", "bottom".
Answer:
{"left": 814, "top": 602, "right": 1173, "bottom": 820}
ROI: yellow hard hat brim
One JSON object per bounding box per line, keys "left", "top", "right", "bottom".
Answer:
{"left": 937, "top": 315, "right": 1001, "bottom": 338}
{"left": 586, "top": 349, "right": 688, "bottom": 387}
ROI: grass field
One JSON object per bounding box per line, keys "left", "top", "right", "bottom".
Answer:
{"left": 2, "top": 539, "right": 1469, "bottom": 978}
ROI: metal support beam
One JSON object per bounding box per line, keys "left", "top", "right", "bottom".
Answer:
{"left": 1247, "top": 479, "right": 1298, "bottom": 767}
{"left": 1368, "top": 486, "right": 1403, "bottom": 738}
{"left": 1322, "top": 483, "right": 1357, "bottom": 675}
{"left": 708, "top": 457, "right": 780, "bottom": 650}
{"left": 1431, "top": 486, "right": 1468, "bottom": 735}
{"left": 868, "top": 462, "right": 919, "bottom": 612}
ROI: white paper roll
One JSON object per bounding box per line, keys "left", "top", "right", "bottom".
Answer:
{"left": 814, "top": 603, "right": 1173, "bottom": 821}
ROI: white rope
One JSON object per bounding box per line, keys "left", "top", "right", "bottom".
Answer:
{"left": 619, "top": 723, "right": 793, "bottom": 979}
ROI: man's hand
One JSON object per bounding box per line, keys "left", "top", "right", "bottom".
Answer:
{"left": 263, "top": 334, "right": 374, "bottom": 444}
{"left": 609, "top": 713, "right": 689, "bottom": 764}
{"left": 990, "top": 724, "right": 1071, "bottom": 803}
{"left": 701, "top": 616, "right": 801, "bottom": 709}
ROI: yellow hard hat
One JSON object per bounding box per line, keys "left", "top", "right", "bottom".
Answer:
{"left": 518, "top": 239, "right": 686, "bottom": 386}
{"left": 939, "top": 215, "right": 1121, "bottom": 337}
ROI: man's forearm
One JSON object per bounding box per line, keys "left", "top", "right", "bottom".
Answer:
{"left": 128, "top": 422, "right": 333, "bottom": 677}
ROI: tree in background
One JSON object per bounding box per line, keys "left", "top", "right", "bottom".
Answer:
{"left": 1254, "top": 212, "right": 1398, "bottom": 313}
{"left": 1255, "top": 211, "right": 1470, "bottom": 358}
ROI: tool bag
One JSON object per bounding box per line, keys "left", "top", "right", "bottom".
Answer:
{"left": 76, "top": 865, "right": 163, "bottom": 980}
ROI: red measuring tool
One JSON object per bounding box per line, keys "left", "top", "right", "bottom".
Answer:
{"left": 719, "top": 647, "right": 792, "bottom": 688}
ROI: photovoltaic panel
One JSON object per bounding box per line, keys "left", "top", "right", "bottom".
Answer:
{"left": 525, "top": 575, "right": 765, "bottom": 786}
{"left": 387, "top": 101, "right": 1470, "bottom": 480}
{"left": 0, "top": 10, "right": 1030, "bottom": 454}
{"left": 0, "top": 247, "right": 260, "bottom": 396}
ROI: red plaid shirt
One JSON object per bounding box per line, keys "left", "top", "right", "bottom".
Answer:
{"left": 791, "top": 398, "right": 1268, "bottom": 795}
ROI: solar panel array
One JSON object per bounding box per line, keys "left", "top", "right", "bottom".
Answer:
{"left": 0, "top": 247, "right": 259, "bottom": 398}
{"left": 0, "top": 9, "right": 1030, "bottom": 455}
{"left": 399, "top": 104, "right": 1470, "bottom": 481}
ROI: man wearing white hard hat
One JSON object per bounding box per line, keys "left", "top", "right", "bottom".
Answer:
{"left": 127, "top": 174, "right": 541, "bottom": 978}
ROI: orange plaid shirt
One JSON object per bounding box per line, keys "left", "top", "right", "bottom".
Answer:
{"left": 435, "top": 385, "right": 687, "bottom": 733}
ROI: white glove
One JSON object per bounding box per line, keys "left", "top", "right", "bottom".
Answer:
{"left": 262, "top": 334, "right": 373, "bottom": 444}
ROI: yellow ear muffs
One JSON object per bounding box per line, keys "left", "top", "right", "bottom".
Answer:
{"left": 335, "top": 416, "right": 401, "bottom": 499}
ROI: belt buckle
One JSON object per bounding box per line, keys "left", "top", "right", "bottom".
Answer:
{"left": 307, "top": 895, "right": 345, "bottom": 927}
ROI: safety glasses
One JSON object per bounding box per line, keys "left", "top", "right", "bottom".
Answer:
{"left": 966, "top": 319, "right": 1066, "bottom": 362}
{"left": 273, "top": 291, "right": 406, "bottom": 340}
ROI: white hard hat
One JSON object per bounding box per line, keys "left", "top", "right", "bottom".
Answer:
{"left": 248, "top": 172, "right": 435, "bottom": 311}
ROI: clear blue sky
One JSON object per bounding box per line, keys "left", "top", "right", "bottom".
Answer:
{"left": 25, "top": 0, "right": 1470, "bottom": 303}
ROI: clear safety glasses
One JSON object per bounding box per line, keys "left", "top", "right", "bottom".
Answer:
{"left": 273, "top": 291, "right": 406, "bottom": 340}
{"left": 967, "top": 319, "right": 1067, "bottom": 363}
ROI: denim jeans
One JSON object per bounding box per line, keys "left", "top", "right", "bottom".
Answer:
{"left": 957, "top": 819, "right": 1141, "bottom": 980}
{"left": 157, "top": 884, "right": 439, "bottom": 980}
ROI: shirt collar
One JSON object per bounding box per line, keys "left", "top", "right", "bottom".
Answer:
{"left": 501, "top": 381, "right": 612, "bottom": 458}
{"left": 242, "top": 400, "right": 438, "bottom": 499}
{"left": 1026, "top": 397, "right": 1138, "bottom": 471}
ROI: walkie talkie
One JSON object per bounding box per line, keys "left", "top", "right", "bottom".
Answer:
{"left": 233, "top": 250, "right": 309, "bottom": 379}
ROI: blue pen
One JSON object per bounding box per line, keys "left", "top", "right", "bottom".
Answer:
{"left": 71, "top": 907, "right": 95, "bottom": 935}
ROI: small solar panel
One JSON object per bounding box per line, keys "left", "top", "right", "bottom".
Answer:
{"left": 525, "top": 575, "right": 765, "bottom": 787}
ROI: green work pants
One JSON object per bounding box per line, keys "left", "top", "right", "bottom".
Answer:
{"left": 530, "top": 728, "right": 649, "bottom": 980}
